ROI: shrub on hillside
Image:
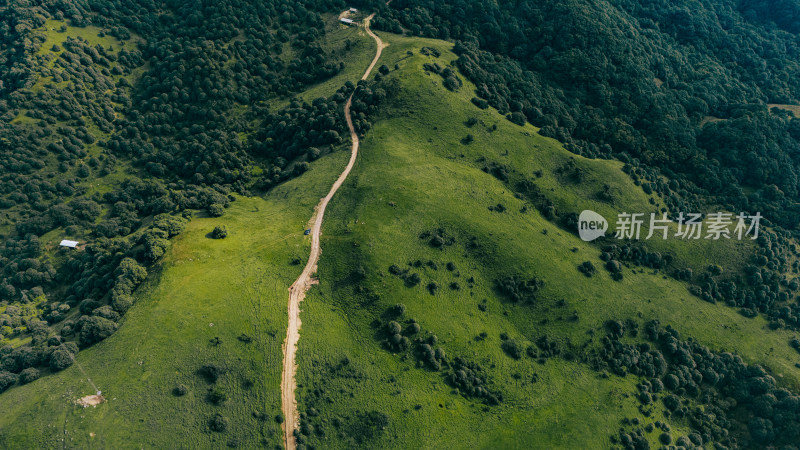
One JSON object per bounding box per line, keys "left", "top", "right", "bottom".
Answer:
{"left": 208, "top": 203, "right": 225, "bottom": 217}
{"left": 18, "top": 367, "right": 40, "bottom": 384}
{"left": 211, "top": 226, "right": 228, "bottom": 239}
{"left": 0, "top": 371, "right": 17, "bottom": 392}
{"left": 578, "top": 261, "right": 596, "bottom": 277}
{"left": 173, "top": 384, "right": 188, "bottom": 396}
{"left": 501, "top": 339, "right": 523, "bottom": 359}
{"left": 495, "top": 274, "right": 544, "bottom": 304}
{"left": 209, "top": 413, "right": 228, "bottom": 432}
{"left": 49, "top": 347, "right": 76, "bottom": 371}
{"left": 471, "top": 97, "right": 489, "bottom": 109}
{"left": 78, "top": 316, "right": 118, "bottom": 347}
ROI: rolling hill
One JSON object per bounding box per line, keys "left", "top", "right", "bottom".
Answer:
{"left": 3, "top": 1, "right": 800, "bottom": 449}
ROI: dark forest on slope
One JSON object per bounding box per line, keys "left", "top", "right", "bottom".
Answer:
{"left": 0, "top": 0, "right": 367, "bottom": 383}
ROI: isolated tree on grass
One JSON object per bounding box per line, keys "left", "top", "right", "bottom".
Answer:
{"left": 208, "top": 203, "right": 225, "bottom": 217}
{"left": 209, "top": 413, "right": 228, "bottom": 432}
{"left": 211, "top": 226, "right": 228, "bottom": 239}
{"left": 173, "top": 384, "right": 188, "bottom": 396}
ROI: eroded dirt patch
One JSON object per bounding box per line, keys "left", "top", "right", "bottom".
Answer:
{"left": 77, "top": 394, "right": 105, "bottom": 407}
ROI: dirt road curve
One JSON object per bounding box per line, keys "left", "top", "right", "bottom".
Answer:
{"left": 281, "top": 13, "right": 384, "bottom": 450}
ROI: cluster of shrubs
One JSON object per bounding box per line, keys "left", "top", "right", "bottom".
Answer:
{"left": 611, "top": 419, "right": 696, "bottom": 449}
{"left": 379, "top": 317, "right": 418, "bottom": 354}
{"left": 481, "top": 161, "right": 511, "bottom": 182}
{"left": 532, "top": 335, "right": 562, "bottom": 363}
{"left": 597, "top": 244, "right": 673, "bottom": 281}
{"left": 388, "top": 255, "right": 470, "bottom": 295}
{"left": 600, "top": 244, "right": 672, "bottom": 271}
{"left": 374, "top": 305, "right": 504, "bottom": 406}
{"left": 446, "top": 357, "right": 503, "bottom": 405}
{"left": 500, "top": 337, "right": 523, "bottom": 359}
{"left": 422, "top": 61, "right": 462, "bottom": 92}
{"left": 610, "top": 427, "right": 649, "bottom": 449}
{"left": 419, "top": 228, "right": 456, "bottom": 249}
{"left": 303, "top": 410, "right": 389, "bottom": 446}
{"left": 388, "top": 264, "right": 422, "bottom": 288}
{"left": 419, "top": 47, "right": 441, "bottom": 58}
{"left": 577, "top": 261, "right": 596, "bottom": 277}
{"left": 494, "top": 274, "right": 544, "bottom": 304}
{"left": 376, "top": 305, "right": 447, "bottom": 371}
{"left": 513, "top": 178, "right": 563, "bottom": 224}
{"left": 415, "top": 337, "right": 447, "bottom": 371}
{"left": 592, "top": 318, "right": 800, "bottom": 447}
{"left": 554, "top": 159, "right": 586, "bottom": 184}
{"left": 486, "top": 203, "right": 506, "bottom": 213}
{"left": 0, "top": 337, "right": 77, "bottom": 392}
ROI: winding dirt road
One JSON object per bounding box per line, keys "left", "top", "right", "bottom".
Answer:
{"left": 281, "top": 13, "right": 385, "bottom": 450}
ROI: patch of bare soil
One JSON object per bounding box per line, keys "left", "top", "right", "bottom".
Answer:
{"left": 77, "top": 394, "right": 105, "bottom": 407}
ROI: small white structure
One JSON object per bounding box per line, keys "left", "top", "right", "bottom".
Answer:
{"left": 60, "top": 239, "right": 79, "bottom": 248}
{"left": 340, "top": 18, "right": 355, "bottom": 25}
{"left": 349, "top": 7, "right": 358, "bottom": 13}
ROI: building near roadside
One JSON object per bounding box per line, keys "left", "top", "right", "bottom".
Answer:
{"left": 349, "top": 7, "right": 358, "bottom": 13}
{"left": 340, "top": 17, "right": 355, "bottom": 25}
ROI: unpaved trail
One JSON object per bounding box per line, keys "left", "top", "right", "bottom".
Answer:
{"left": 280, "top": 13, "right": 384, "bottom": 450}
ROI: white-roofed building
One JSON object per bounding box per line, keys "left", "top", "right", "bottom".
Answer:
{"left": 60, "top": 240, "right": 79, "bottom": 248}
{"left": 340, "top": 18, "right": 355, "bottom": 25}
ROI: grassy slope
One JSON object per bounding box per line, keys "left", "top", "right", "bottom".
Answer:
{"left": 294, "top": 33, "right": 800, "bottom": 448}
{"left": 0, "top": 148, "right": 350, "bottom": 448}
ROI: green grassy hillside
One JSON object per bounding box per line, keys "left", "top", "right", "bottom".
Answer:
{"left": 293, "top": 33, "right": 800, "bottom": 448}
{"left": 3, "top": 19, "right": 800, "bottom": 450}
{"left": 0, "top": 134, "right": 349, "bottom": 449}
